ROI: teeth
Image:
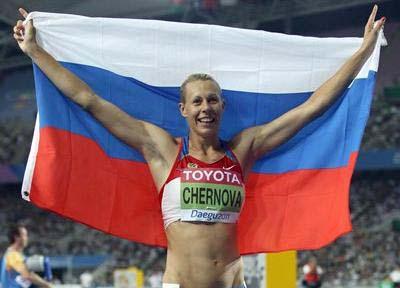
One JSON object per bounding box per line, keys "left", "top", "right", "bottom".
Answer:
{"left": 198, "top": 118, "right": 214, "bottom": 123}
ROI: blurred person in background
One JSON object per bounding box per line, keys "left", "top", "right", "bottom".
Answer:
{"left": 0, "top": 224, "right": 52, "bottom": 288}
{"left": 79, "top": 271, "right": 93, "bottom": 288}
{"left": 302, "top": 257, "right": 323, "bottom": 288}
{"left": 147, "top": 266, "right": 163, "bottom": 288}
{"left": 390, "top": 266, "right": 400, "bottom": 288}
{"left": 379, "top": 275, "right": 394, "bottom": 288}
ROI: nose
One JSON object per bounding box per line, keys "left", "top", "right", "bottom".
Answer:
{"left": 200, "top": 101, "right": 211, "bottom": 112}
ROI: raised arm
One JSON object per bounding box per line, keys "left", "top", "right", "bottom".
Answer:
{"left": 230, "top": 5, "right": 385, "bottom": 175}
{"left": 13, "top": 9, "right": 178, "bottom": 188}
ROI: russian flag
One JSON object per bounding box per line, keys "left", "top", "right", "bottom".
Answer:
{"left": 22, "top": 12, "right": 384, "bottom": 254}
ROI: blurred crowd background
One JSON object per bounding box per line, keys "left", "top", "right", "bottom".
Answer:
{"left": 0, "top": 0, "right": 399, "bottom": 287}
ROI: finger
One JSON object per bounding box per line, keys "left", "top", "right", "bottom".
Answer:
{"left": 13, "top": 33, "right": 23, "bottom": 42}
{"left": 13, "top": 33, "right": 24, "bottom": 41}
{"left": 19, "top": 8, "right": 29, "bottom": 19}
{"left": 17, "top": 25, "right": 25, "bottom": 36}
{"left": 373, "top": 17, "right": 386, "bottom": 32}
{"left": 13, "top": 26, "right": 24, "bottom": 37}
{"left": 14, "top": 23, "right": 24, "bottom": 32}
{"left": 367, "top": 5, "right": 378, "bottom": 28}
{"left": 16, "top": 20, "right": 25, "bottom": 32}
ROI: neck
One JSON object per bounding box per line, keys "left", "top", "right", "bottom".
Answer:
{"left": 9, "top": 243, "right": 23, "bottom": 252}
{"left": 188, "top": 132, "right": 221, "bottom": 154}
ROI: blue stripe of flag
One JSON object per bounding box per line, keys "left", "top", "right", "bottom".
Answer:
{"left": 33, "top": 62, "right": 375, "bottom": 173}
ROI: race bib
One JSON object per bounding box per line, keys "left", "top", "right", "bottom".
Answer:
{"left": 180, "top": 168, "right": 244, "bottom": 223}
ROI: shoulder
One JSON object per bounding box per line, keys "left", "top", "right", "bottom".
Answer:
{"left": 228, "top": 128, "right": 259, "bottom": 177}
{"left": 5, "top": 250, "right": 24, "bottom": 269}
{"left": 6, "top": 250, "right": 23, "bottom": 261}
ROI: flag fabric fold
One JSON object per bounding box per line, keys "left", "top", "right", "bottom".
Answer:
{"left": 22, "top": 12, "right": 384, "bottom": 253}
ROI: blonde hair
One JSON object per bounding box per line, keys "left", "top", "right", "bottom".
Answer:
{"left": 180, "top": 73, "right": 221, "bottom": 103}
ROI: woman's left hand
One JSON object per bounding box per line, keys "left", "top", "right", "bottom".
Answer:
{"left": 360, "top": 5, "right": 386, "bottom": 55}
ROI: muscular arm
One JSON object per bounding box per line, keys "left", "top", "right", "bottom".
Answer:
{"left": 27, "top": 272, "right": 52, "bottom": 288}
{"left": 28, "top": 46, "right": 177, "bottom": 160}
{"left": 14, "top": 10, "right": 178, "bottom": 188}
{"left": 230, "top": 6, "right": 385, "bottom": 175}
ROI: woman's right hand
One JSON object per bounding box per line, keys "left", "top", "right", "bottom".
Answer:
{"left": 13, "top": 8, "right": 38, "bottom": 56}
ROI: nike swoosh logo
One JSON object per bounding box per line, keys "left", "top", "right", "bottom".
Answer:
{"left": 223, "top": 165, "right": 236, "bottom": 170}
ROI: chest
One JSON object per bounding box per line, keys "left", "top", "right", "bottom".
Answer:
{"left": 163, "top": 156, "right": 245, "bottom": 223}
{"left": 171, "top": 154, "right": 241, "bottom": 178}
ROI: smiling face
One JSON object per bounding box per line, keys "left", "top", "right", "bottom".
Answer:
{"left": 179, "top": 79, "right": 224, "bottom": 138}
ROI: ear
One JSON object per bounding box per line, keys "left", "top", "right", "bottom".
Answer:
{"left": 179, "top": 102, "right": 187, "bottom": 117}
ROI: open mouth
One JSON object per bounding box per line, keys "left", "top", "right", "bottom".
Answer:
{"left": 197, "top": 117, "right": 215, "bottom": 124}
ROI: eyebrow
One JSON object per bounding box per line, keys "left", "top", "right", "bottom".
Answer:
{"left": 191, "top": 94, "right": 219, "bottom": 101}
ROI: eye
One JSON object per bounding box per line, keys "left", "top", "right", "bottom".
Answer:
{"left": 192, "top": 97, "right": 202, "bottom": 105}
{"left": 208, "top": 95, "right": 219, "bottom": 104}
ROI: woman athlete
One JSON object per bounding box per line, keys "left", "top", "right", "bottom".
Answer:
{"left": 14, "top": 6, "right": 384, "bottom": 288}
